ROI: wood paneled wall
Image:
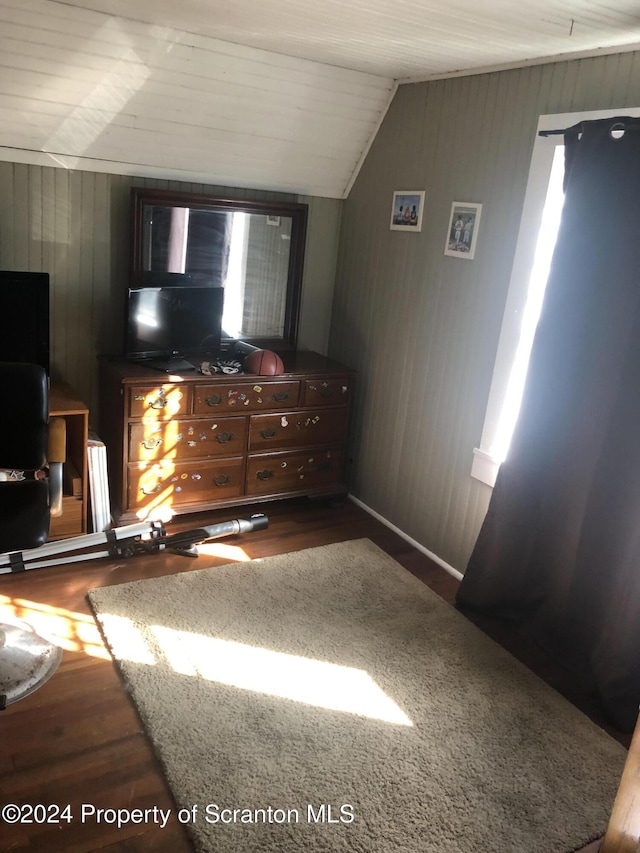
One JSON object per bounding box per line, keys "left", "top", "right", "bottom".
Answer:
{"left": 329, "top": 51, "right": 640, "bottom": 572}
{"left": 0, "top": 166, "right": 341, "bottom": 421}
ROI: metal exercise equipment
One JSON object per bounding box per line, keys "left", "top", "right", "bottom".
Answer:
{"left": 0, "top": 513, "right": 269, "bottom": 575}
{"left": 0, "top": 513, "right": 268, "bottom": 707}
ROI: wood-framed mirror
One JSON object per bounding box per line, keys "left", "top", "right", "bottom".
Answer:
{"left": 130, "top": 188, "right": 308, "bottom": 351}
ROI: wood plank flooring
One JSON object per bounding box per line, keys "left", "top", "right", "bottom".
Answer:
{"left": 0, "top": 498, "right": 630, "bottom": 851}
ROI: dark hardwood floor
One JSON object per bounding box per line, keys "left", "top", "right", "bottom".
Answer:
{"left": 0, "top": 498, "right": 629, "bottom": 851}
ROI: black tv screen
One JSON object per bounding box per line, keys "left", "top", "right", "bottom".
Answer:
{"left": 0, "top": 271, "right": 50, "bottom": 373}
{"left": 126, "top": 286, "right": 224, "bottom": 369}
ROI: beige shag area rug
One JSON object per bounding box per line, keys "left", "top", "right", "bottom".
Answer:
{"left": 88, "top": 538, "right": 626, "bottom": 853}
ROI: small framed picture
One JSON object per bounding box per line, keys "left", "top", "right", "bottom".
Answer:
{"left": 444, "top": 202, "right": 482, "bottom": 259}
{"left": 390, "top": 191, "right": 425, "bottom": 232}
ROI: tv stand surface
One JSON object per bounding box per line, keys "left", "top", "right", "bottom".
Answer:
{"left": 144, "top": 356, "right": 197, "bottom": 373}
{"left": 99, "top": 351, "right": 355, "bottom": 524}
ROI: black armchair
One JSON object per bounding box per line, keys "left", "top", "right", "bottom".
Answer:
{"left": 0, "top": 362, "right": 64, "bottom": 553}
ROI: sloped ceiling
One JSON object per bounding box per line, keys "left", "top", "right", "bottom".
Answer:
{"left": 0, "top": 0, "right": 639, "bottom": 198}
{"left": 72, "top": 0, "right": 640, "bottom": 80}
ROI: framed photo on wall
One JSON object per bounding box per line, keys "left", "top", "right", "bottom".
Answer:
{"left": 444, "top": 202, "right": 483, "bottom": 259}
{"left": 390, "top": 191, "right": 425, "bottom": 232}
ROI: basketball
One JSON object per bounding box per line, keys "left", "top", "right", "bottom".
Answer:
{"left": 243, "top": 349, "right": 284, "bottom": 376}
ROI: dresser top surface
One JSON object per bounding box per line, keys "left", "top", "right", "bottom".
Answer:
{"left": 101, "top": 350, "right": 355, "bottom": 384}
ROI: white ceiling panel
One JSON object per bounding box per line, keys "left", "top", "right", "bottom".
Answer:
{"left": 0, "top": 0, "right": 638, "bottom": 197}
{"left": 51, "top": 0, "right": 640, "bottom": 79}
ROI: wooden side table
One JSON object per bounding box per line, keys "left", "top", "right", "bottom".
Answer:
{"left": 48, "top": 381, "right": 89, "bottom": 539}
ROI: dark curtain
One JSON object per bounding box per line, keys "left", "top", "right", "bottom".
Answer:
{"left": 148, "top": 207, "right": 232, "bottom": 286}
{"left": 456, "top": 117, "right": 640, "bottom": 732}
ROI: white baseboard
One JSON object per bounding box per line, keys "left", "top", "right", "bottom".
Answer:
{"left": 348, "top": 495, "right": 464, "bottom": 582}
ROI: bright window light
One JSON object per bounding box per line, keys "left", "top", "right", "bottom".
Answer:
{"left": 222, "top": 212, "right": 248, "bottom": 338}
{"left": 492, "top": 145, "right": 565, "bottom": 464}
{"left": 473, "top": 107, "right": 640, "bottom": 488}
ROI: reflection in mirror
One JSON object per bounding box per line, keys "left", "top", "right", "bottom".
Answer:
{"left": 131, "top": 189, "right": 308, "bottom": 350}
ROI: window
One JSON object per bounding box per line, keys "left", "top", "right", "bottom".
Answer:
{"left": 472, "top": 107, "right": 640, "bottom": 488}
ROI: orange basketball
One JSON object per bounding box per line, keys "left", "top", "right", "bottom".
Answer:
{"left": 243, "top": 349, "right": 284, "bottom": 375}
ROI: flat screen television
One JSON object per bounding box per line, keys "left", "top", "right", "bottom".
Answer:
{"left": 0, "top": 271, "right": 50, "bottom": 373}
{"left": 126, "top": 285, "right": 224, "bottom": 372}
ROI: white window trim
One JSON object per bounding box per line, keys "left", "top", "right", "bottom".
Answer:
{"left": 472, "top": 106, "right": 640, "bottom": 488}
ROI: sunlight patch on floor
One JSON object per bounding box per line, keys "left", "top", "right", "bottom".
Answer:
{"left": 192, "top": 542, "right": 251, "bottom": 561}
{"left": 9, "top": 589, "right": 413, "bottom": 725}
{"left": 150, "top": 625, "right": 413, "bottom": 726}
{"left": 97, "top": 612, "right": 158, "bottom": 664}
{"left": 0, "top": 595, "right": 110, "bottom": 659}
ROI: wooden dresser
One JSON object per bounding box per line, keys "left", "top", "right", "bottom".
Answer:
{"left": 98, "top": 352, "right": 355, "bottom": 524}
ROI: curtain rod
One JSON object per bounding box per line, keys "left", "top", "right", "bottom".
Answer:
{"left": 539, "top": 118, "right": 637, "bottom": 137}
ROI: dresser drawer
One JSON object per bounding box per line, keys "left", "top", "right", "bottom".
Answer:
{"left": 247, "top": 449, "right": 343, "bottom": 496}
{"left": 128, "top": 384, "right": 192, "bottom": 419}
{"left": 301, "top": 377, "right": 351, "bottom": 407}
{"left": 128, "top": 457, "right": 244, "bottom": 512}
{"left": 249, "top": 408, "right": 348, "bottom": 450}
{"left": 193, "top": 381, "right": 300, "bottom": 414}
{"left": 129, "top": 417, "right": 248, "bottom": 462}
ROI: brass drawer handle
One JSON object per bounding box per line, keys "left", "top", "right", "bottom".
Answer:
{"left": 256, "top": 469, "right": 274, "bottom": 480}
{"left": 141, "top": 437, "right": 163, "bottom": 450}
{"left": 213, "top": 474, "right": 231, "bottom": 486}
{"left": 140, "top": 482, "right": 162, "bottom": 495}
{"left": 260, "top": 428, "right": 277, "bottom": 439}
{"left": 149, "top": 397, "right": 168, "bottom": 409}
{"left": 216, "top": 432, "right": 234, "bottom": 443}
{"left": 133, "top": 392, "right": 170, "bottom": 409}
{"left": 272, "top": 391, "right": 289, "bottom": 402}
{"left": 205, "top": 394, "right": 224, "bottom": 407}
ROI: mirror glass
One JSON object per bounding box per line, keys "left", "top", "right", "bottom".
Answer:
{"left": 131, "top": 189, "right": 308, "bottom": 350}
